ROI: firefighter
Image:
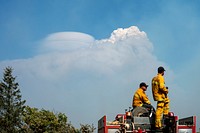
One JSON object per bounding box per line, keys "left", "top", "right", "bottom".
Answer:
{"left": 152, "top": 66, "right": 170, "bottom": 129}
{"left": 132, "top": 82, "right": 151, "bottom": 108}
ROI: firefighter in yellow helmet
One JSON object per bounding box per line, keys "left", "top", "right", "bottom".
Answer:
{"left": 132, "top": 82, "right": 151, "bottom": 108}
{"left": 152, "top": 66, "right": 170, "bottom": 129}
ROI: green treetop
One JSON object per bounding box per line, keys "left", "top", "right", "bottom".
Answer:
{"left": 0, "top": 67, "right": 26, "bottom": 133}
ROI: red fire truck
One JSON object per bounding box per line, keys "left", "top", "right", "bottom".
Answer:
{"left": 98, "top": 106, "right": 196, "bottom": 133}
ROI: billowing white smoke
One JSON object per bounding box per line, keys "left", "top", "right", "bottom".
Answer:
{"left": 41, "top": 32, "right": 94, "bottom": 52}
{"left": 0, "top": 26, "right": 171, "bottom": 127}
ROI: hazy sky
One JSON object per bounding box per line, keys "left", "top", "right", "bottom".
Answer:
{"left": 0, "top": 0, "right": 200, "bottom": 129}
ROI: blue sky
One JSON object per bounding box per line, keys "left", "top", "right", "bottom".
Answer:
{"left": 0, "top": 0, "right": 200, "bottom": 129}
{"left": 1, "top": 0, "right": 200, "bottom": 69}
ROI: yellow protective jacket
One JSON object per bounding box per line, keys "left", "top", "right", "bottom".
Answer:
{"left": 152, "top": 73, "right": 168, "bottom": 101}
{"left": 132, "top": 88, "right": 151, "bottom": 107}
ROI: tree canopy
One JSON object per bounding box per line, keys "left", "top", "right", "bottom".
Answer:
{"left": 0, "top": 67, "right": 95, "bottom": 133}
{"left": 22, "top": 106, "right": 79, "bottom": 133}
{"left": 0, "top": 67, "right": 26, "bottom": 133}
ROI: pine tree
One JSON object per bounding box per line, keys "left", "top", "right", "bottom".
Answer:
{"left": 0, "top": 67, "right": 26, "bottom": 133}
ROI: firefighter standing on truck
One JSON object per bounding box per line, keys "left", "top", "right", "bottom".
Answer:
{"left": 152, "top": 66, "right": 170, "bottom": 129}
{"left": 132, "top": 82, "right": 151, "bottom": 108}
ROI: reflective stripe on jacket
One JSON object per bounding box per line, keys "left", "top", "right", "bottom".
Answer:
{"left": 132, "top": 88, "right": 151, "bottom": 107}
